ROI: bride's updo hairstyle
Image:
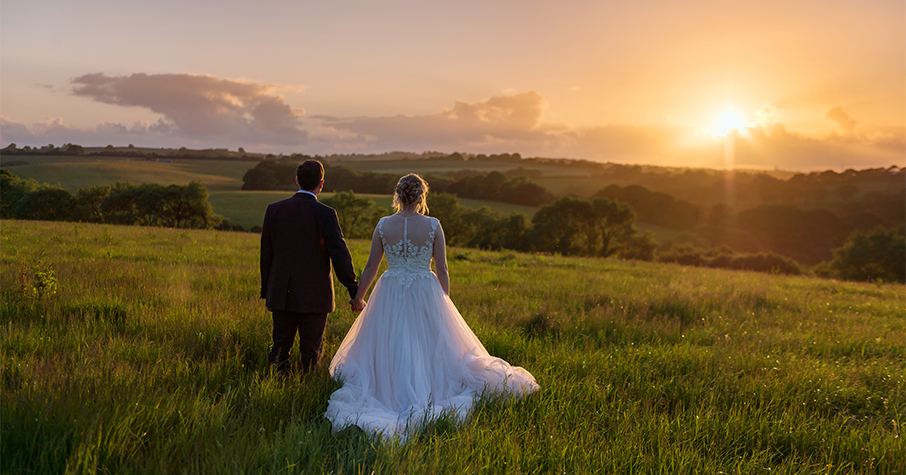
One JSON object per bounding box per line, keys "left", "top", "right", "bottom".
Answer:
{"left": 392, "top": 174, "right": 429, "bottom": 214}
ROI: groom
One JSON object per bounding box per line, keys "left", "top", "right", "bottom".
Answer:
{"left": 260, "top": 160, "right": 361, "bottom": 374}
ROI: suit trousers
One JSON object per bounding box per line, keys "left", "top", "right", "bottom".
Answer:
{"left": 268, "top": 310, "right": 328, "bottom": 373}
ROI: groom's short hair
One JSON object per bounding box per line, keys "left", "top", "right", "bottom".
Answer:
{"left": 297, "top": 160, "right": 324, "bottom": 191}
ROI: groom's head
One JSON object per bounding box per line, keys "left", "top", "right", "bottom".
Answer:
{"left": 296, "top": 160, "right": 325, "bottom": 193}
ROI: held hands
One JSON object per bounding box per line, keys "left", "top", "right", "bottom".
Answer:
{"left": 349, "top": 298, "right": 366, "bottom": 313}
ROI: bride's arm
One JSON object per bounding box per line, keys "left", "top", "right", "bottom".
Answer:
{"left": 354, "top": 225, "right": 384, "bottom": 305}
{"left": 433, "top": 223, "right": 450, "bottom": 295}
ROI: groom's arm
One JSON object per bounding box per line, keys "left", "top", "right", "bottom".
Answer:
{"left": 259, "top": 205, "right": 275, "bottom": 299}
{"left": 322, "top": 207, "right": 359, "bottom": 299}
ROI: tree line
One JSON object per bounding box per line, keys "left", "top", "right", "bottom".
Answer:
{"left": 241, "top": 157, "right": 555, "bottom": 207}
{"left": 594, "top": 184, "right": 701, "bottom": 231}
{"left": 315, "top": 156, "right": 902, "bottom": 271}
{"left": 664, "top": 201, "right": 902, "bottom": 267}
{"left": 591, "top": 181, "right": 903, "bottom": 271}
{"left": 657, "top": 226, "right": 904, "bottom": 283}
{"left": 322, "top": 190, "right": 657, "bottom": 260}
{"left": 2, "top": 167, "right": 901, "bottom": 282}
{"left": 324, "top": 188, "right": 903, "bottom": 282}
{"left": 1, "top": 170, "right": 223, "bottom": 229}
{"left": 241, "top": 158, "right": 903, "bottom": 267}
{"left": 322, "top": 189, "right": 831, "bottom": 277}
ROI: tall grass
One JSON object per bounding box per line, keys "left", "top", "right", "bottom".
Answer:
{"left": 2, "top": 220, "right": 903, "bottom": 474}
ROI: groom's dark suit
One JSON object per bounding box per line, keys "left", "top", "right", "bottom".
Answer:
{"left": 260, "top": 191, "right": 358, "bottom": 372}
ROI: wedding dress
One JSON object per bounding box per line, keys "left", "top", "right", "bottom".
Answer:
{"left": 325, "top": 214, "right": 539, "bottom": 438}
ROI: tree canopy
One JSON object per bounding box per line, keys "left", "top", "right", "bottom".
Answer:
{"left": 1, "top": 169, "right": 222, "bottom": 230}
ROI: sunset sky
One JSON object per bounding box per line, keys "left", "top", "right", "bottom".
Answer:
{"left": 1, "top": 0, "right": 903, "bottom": 171}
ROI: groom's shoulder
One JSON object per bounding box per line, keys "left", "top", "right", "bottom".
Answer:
{"left": 265, "top": 196, "right": 296, "bottom": 212}
{"left": 267, "top": 196, "right": 291, "bottom": 206}
{"left": 312, "top": 199, "right": 336, "bottom": 213}
{"left": 303, "top": 198, "right": 339, "bottom": 220}
{"left": 268, "top": 194, "right": 325, "bottom": 208}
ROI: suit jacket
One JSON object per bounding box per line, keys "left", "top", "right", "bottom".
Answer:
{"left": 260, "top": 192, "right": 358, "bottom": 313}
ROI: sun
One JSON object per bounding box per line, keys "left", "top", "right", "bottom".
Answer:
{"left": 712, "top": 108, "right": 746, "bottom": 136}
{"left": 718, "top": 109, "right": 743, "bottom": 132}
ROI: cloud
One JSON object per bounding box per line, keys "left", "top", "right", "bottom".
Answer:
{"left": 0, "top": 116, "right": 176, "bottom": 148}
{"left": 821, "top": 105, "right": 904, "bottom": 157}
{"left": 0, "top": 117, "right": 35, "bottom": 144}
{"left": 315, "top": 95, "right": 903, "bottom": 170}
{"left": 316, "top": 91, "right": 559, "bottom": 152}
{"left": 730, "top": 123, "right": 890, "bottom": 170}
{"left": 825, "top": 106, "right": 859, "bottom": 132}
{"left": 313, "top": 92, "right": 703, "bottom": 163}
{"left": 70, "top": 72, "right": 307, "bottom": 145}
{"left": 754, "top": 104, "right": 783, "bottom": 127}
{"left": 2, "top": 84, "right": 902, "bottom": 171}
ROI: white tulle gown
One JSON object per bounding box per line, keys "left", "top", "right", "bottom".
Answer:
{"left": 325, "top": 215, "right": 539, "bottom": 438}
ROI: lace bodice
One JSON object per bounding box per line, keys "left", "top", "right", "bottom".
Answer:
{"left": 378, "top": 215, "right": 439, "bottom": 287}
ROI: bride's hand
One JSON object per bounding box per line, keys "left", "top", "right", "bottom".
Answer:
{"left": 351, "top": 298, "right": 366, "bottom": 313}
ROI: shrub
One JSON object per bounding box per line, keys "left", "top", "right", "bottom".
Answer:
{"left": 321, "top": 191, "right": 388, "bottom": 239}
{"left": 657, "top": 244, "right": 802, "bottom": 275}
{"left": 726, "top": 252, "right": 801, "bottom": 275}
{"left": 12, "top": 185, "right": 77, "bottom": 221}
{"left": 0, "top": 169, "right": 38, "bottom": 218}
{"left": 829, "top": 227, "right": 906, "bottom": 283}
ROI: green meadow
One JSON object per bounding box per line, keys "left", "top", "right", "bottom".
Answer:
{"left": 3, "top": 158, "right": 542, "bottom": 230}
{"left": 209, "top": 192, "right": 539, "bottom": 230}
{"left": 2, "top": 220, "right": 903, "bottom": 474}
{"left": 337, "top": 158, "right": 592, "bottom": 177}
{"left": 4, "top": 157, "right": 254, "bottom": 192}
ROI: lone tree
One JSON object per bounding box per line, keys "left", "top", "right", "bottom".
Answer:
{"left": 321, "top": 191, "right": 386, "bottom": 239}
{"left": 527, "top": 196, "right": 655, "bottom": 259}
{"left": 830, "top": 227, "right": 906, "bottom": 283}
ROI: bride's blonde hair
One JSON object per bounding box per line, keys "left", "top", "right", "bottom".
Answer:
{"left": 392, "top": 174, "right": 429, "bottom": 214}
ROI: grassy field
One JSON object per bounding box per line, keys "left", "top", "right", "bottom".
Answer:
{"left": 1, "top": 156, "right": 608, "bottom": 198}
{"left": 2, "top": 157, "right": 255, "bottom": 192}
{"left": 337, "top": 159, "right": 592, "bottom": 177}
{"left": 1, "top": 157, "right": 593, "bottom": 194}
{"left": 1, "top": 157, "right": 542, "bottom": 229}
{"left": 207, "top": 192, "right": 394, "bottom": 230}
{"left": 2, "top": 220, "right": 903, "bottom": 474}
{"left": 209, "top": 191, "right": 538, "bottom": 230}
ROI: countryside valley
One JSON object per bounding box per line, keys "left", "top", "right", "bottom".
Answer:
{"left": 3, "top": 144, "right": 904, "bottom": 281}
{"left": 1, "top": 145, "right": 904, "bottom": 473}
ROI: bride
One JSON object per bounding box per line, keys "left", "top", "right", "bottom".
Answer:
{"left": 325, "top": 174, "right": 539, "bottom": 438}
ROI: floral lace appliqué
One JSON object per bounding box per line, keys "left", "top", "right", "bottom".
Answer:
{"left": 378, "top": 217, "right": 439, "bottom": 288}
